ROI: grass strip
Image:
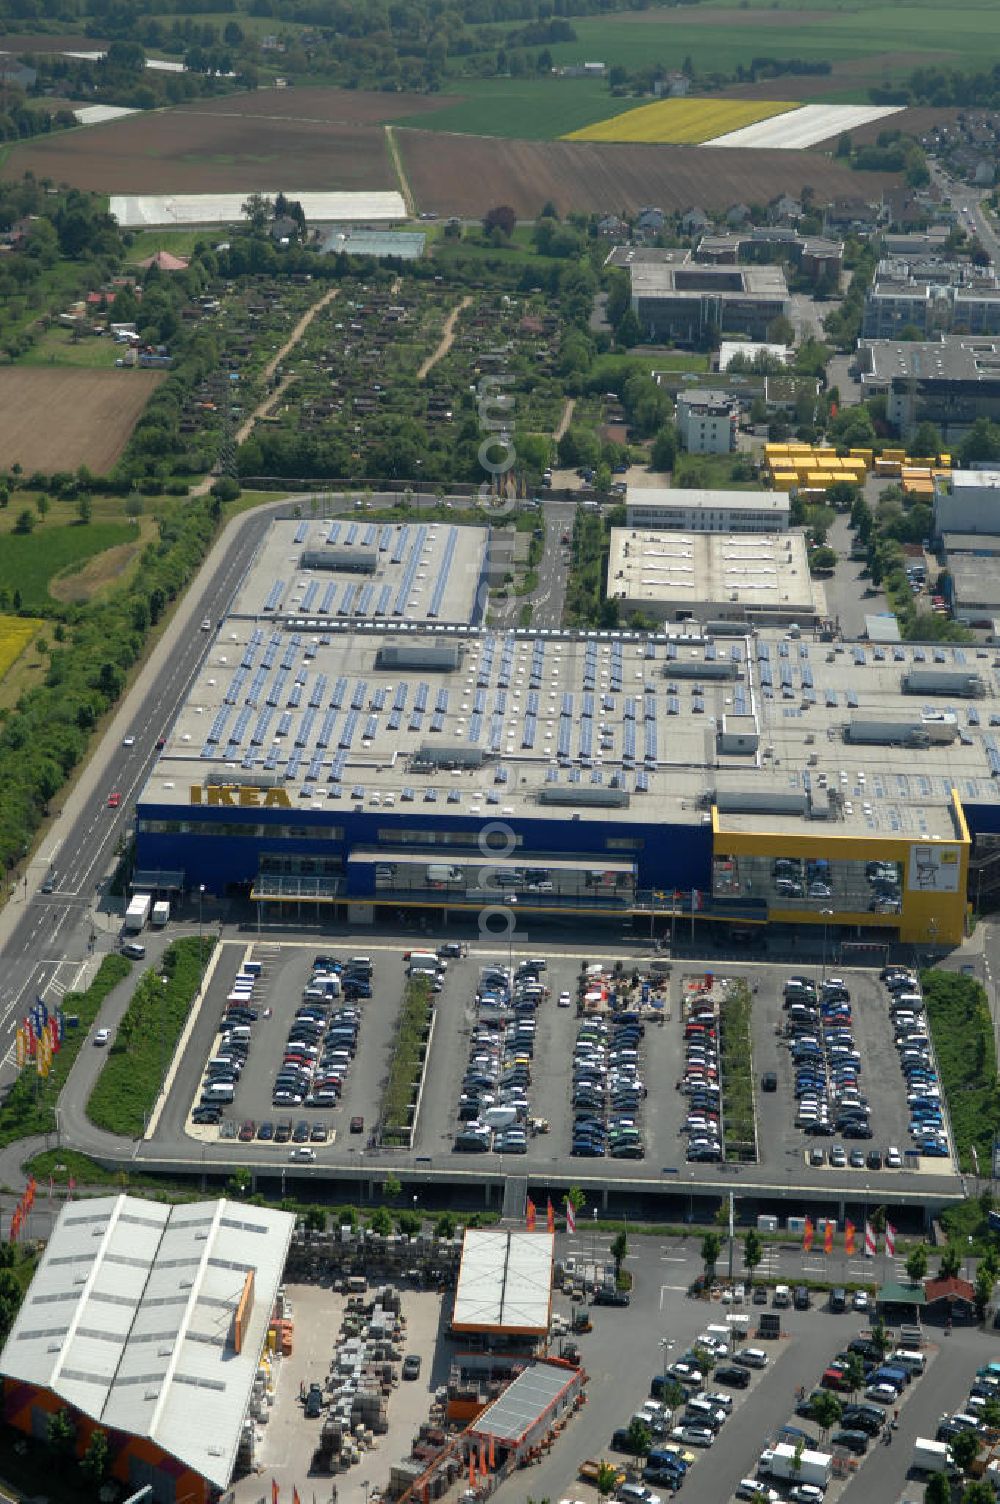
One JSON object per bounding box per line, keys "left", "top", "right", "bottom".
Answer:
{"left": 921, "top": 967, "right": 999, "bottom": 1174}
{"left": 720, "top": 978, "right": 757, "bottom": 1162}
{"left": 0, "top": 954, "right": 132, "bottom": 1152}
{"left": 87, "top": 936, "right": 214, "bottom": 1137}
{"left": 380, "top": 974, "right": 433, "bottom": 1146}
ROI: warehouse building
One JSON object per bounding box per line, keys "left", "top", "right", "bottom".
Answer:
{"left": 857, "top": 337, "right": 1000, "bottom": 439}
{"left": 129, "top": 515, "right": 1000, "bottom": 949}
{"left": 606, "top": 528, "right": 820, "bottom": 626}
{"left": 945, "top": 555, "right": 1000, "bottom": 625}
{"left": 451, "top": 1230, "right": 554, "bottom": 1345}
{"left": 933, "top": 469, "right": 1000, "bottom": 536}
{"left": 625, "top": 487, "right": 789, "bottom": 533}
{"left": 0, "top": 1195, "right": 295, "bottom": 1503}
{"left": 466, "top": 1360, "right": 584, "bottom": 1464}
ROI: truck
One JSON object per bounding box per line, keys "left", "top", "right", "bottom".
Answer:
{"left": 759, "top": 1444, "right": 833, "bottom": 1489}
{"left": 123, "top": 894, "right": 151, "bottom": 933}
{"left": 913, "top": 1438, "right": 956, "bottom": 1475}
{"left": 151, "top": 900, "right": 170, "bottom": 928}
{"left": 425, "top": 863, "right": 464, "bottom": 887}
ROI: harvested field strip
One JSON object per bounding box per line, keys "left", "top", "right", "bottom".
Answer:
{"left": 0, "top": 367, "right": 163, "bottom": 474}
{"left": 0, "top": 615, "right": 43, "bottom": 679}
{"left": 566, "top": 97, "right": 799, "bottom": 144}
{"left": 705, "top": 101, "right": 903, "bottom": 149}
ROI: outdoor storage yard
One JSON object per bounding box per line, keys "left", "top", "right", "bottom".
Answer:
{"left": 0, "top": 367, "right": 165, "bottom": 474}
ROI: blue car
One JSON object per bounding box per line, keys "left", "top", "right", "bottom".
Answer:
{"left": 572, "top": 1140, "right": 605, "bottom": 1158}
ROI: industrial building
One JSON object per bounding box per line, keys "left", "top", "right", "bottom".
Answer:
{"left": 466, "top": 1360, "right": 584, "bottom": 1464}
{"left": 857, "top": 336, "right": 1000, "bottom": 439}
{"left": 625, "top": 487, "right": 790, "bottom": 533}
{"left": 694, "top": 226, "right": 843, "bottom": 284}
{"left": 127, "top": 513, "right": 1000, "bottom": 948}
{"left": 675, "top": 390, "right": 738, "bottom": 454}
{"left": 862, "top": 263, "right": 1000, "bottom": 340}
{"left": 0, "top": 1195, "right": 295, "bottom": 1504}
{"left": 614, "top": 248, "right": 789, "bottom": 344}
{"left": 606, "top": 528, "right": 820, "bottom": 626}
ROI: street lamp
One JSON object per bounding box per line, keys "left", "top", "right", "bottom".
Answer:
{"left": 198, "top": 884, "right": 205, "bottom": 953}
{"left": 819, "top": 908, "right": 834, "bottom": 982}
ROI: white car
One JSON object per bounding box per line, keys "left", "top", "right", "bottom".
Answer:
{"left": 200, "top": 618, "right": 211, "bottom": 631}
{"left": 853, "top": 1289, "right": 870, "bottom": 1311}
{"left": 558, "top": 991, "right": 572, "bottom": 1007}
{"left": 289, "top": 1146, "right": 316, "bottom": 1162}
{"left": 788, "top": 1488, "right": 825, "bottom": 1504}
{"left": 736, "top": 1484, "right": 779, "bottom": 1503}
{"left": 122, "top": 735, "right": 135, "bottom": 747}
{"left": 670, "top": 1425, "right": 713, "bottom": 1448}
{"left": 93, "top": 1028, "right": 111, "bottom": 1047}
{"left": 886, "top": 1145, "right": 903, "bottom": 1168}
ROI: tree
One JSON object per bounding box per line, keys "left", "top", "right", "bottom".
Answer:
{"left": 701, "top": 1231, "right": 721, "bottom": 1278}
{"left": 925, "top": 1474, "right": 951, "bottom": 1504}
{"left": 227, "top": 1167, "right": 251, "bottom": 1197}
{"left": 650, "top": 424, "right": 677, "bottom": 472}
{"left": 743, "top": 1228, "right": 763, "bottom": 1286}
{"left": 303, "top": 1206, "right": 326, "bottom": 1232}
{"left": 809, "top": 1391, "right": 842, "bottom": 1440}
{"left": 767, "top": 313, "right": 795, "bottom": 346}
{"left": 384, "top": 1173, "right": 402, "bottom": 1199}
{"left": 76, "top": 494, "right": 92, "bottom": 524}
{"left": 46, "top": 1408, "right": 76, "bottom": 1463}
{"left": 951, "top": 1427, "right": 982, "bottom": 1472}
{"left": 80, "top": 1428, "right": 109, "bottom": 1485}
{"left": 843, "top": 1353, "right": 865, "bottom": 1399}
{"left": 615, "top": 308, "right": 641, "bottom": 348}
{"left": 368, "top": 1206, "right": 392, "bottom": 1235}
{"left": 483, "top": 205, "right": 516, "bottom": 239}
{"left": 961, "top": 1484, "right": 995, "bottom": 1504}
{"left": 809, "top": 545, "right": 837, "bottom": 573}
{"left": 626, "top": 1417, "right": 652, "bottom": 1457}
{"left": 211, "top": 475, "right": 240, "bottom": 502}
{"left": 905, "top": 1243, "right": 929, "bottom": 1283}
{"left": 975, "top": 1261, "right": 995, "bottom": 1319}
{"left": 912, "top": 420, "right": 942, "bottom": 458}
{"left": 959, "top": 417, "right": 1000, "bottom": 466}
{"left": 611, "top": 1229, "right": 628, "bottom": 1278}
{"left": 939, "top": 1245, "right": 963, "bottom": 1279}
{"left": 396, "top": 1209, "right": 421, "bottom": 1236}
{"left": 595, "top": 1463, "right": 619, "bottom": 1500}
{"left": 241, "top": 192, "right": 272, "bottom": 234}
{"left": 567, "top": 1186, "right": 586, "bottom": 1211}
{"left": 14, "top": 507, "right": 35, "bottom": 534}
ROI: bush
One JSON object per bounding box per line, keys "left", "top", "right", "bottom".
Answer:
{"left": 922, "top": 969, "right": 998, "bottom": 1173}
{"left": 380, "top": 976, "right": 433, "bottom": 1146}
{"left": 720, "top": 979, "right": 757, "bottom": 1162}
{"left": 87, "top": 937, "right": 214, "bottom": 1136}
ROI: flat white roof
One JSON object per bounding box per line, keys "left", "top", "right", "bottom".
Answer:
{"left": 0, "top": 1196, "right": 294, "bottom": 1489}
{"left": 110, "top": 191, "right": 406, "bottom": 228}
{"left": 626, "top": 487, "right": 788, "bottom": 513}
{"left": 453, "top": 1229, "right": 554, "bottom": 1334}
{"left": 469, "top": 1360, "right": 575, "bottom": 1443}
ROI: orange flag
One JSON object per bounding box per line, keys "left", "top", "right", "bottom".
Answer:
{"left": 823, "top": 1219, "right": 834, "bottom": 1255}
{"left": 293, "top": 1489, "right": 301, "bottom": 1504}
{"left": 526, "top": 1198, "right": 537, "bottom": 1232}
{"left": 271, "top": 1480, "right": 279, "bottom": 1504}
{"left": 489, "top": 1434, "right": 495, "bottom": 1469}
{"left": 469, "top": 1453, "right": 476, "bottom": 1488}
{"left": 802, "top": 1217, "right": 814, "bottom": 1253}
{"left": 546, "top": 1198, "right": 555, "bottom": 1234}
{"left": 845, "top": 1220, "right": 856, "bottom": 1257}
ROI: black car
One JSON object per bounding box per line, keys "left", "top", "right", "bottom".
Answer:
{"left": 714, "top": 1366, "right": 750, "bottom": 1390}
{"left": 761, "top": 1071, "right": 778, "bottom": 1092}
{"left": 841, "top": 1408, "right": 882, "bottom": 1437}
{"left": 593, "top": 1287, "right": 630, "bottom": 1307}
{"left": 644, "top": 1466, "right": 685, "bottom": 1488}
{"left": 832, "top": 1429, "right": 869, "bottom": 1455}
{"left": 866, "top": 1149, "right": 883, "bottom": 1170}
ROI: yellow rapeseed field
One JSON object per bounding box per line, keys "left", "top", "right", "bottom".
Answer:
{"left": 0, "top": 614, "right": 42, "bottom": 681}
{"left": 565, "top": 97, "right": 801, "bottom": 145}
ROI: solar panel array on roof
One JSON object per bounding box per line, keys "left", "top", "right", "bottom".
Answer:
{"left": 268, "top": 668, "right": 289, "bottom": 707}
{"left": 327, "top": 522, "right": 341, "bottom": 545}
{"left": 297, "top": 708, "right": 317, "bottom": 747}
{"left": 252, "top": 708, "right": 274, "bottom": 745}
{"left": 331, "top": 676, "right": 348, "bottom": 709}
{"left": 351, "top": 680, "right": 367, "bottom": 711}
{"left": 263, "top": 581, "right": 284, "bottom": 612}
{"left": 429, "top": 529, "right": 457, "bottom": 617}
{"left": 247, "top": 667, "right": 268, "bottom": 707}
{"left": 394, "top": 525, "right": 428, "bottom": 614}
{"left": 376, "top": 585, "right": 392, "bottom": 616}
{"left": 300, "top": 581, "right": 318, "bottom": 612}
{"left": 391, "top": 526, "right": 408, "bottom": 565}
{"left": 363, "top": 715, "right": 378, "bottom": 740}
{"left": 276, "top": 710, "right": 293, "bottom": 738}
{"left": 340, "top": 711, "right": 359, "bottom": 749}
{"left": 317, "top": 709, "right": 337, "bottom": 747}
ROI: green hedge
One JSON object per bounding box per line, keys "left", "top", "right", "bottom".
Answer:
{"left": 0, "top": 954, "right": 131, "bottom": 1150}
{"left": 921, "top": 967, "right": 999, "bottom": 1173}
{"left": 381, "top": 975, "right": 433, "bottom": 1145}
{"left": 87, "top": 936, "right": 214, "bottom": 1137}
{"left": 720, "top": 979, "right": 757, "bottom": 1162}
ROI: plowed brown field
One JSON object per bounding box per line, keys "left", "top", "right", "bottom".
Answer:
{"left": 398, "top": 130, "right": 901, "bottom": 217}
{"left": 0, "top": 369, "right": 163, "bottom": 473}
{"left": 5, "top": 110, "right": 396, "bottom": 194}
{"left": 174, "top": 86, "right": 462, "bottom": 125}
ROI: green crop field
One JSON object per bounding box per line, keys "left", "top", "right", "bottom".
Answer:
{"left": 125, "top": 229, "right": 211, "bottom": 262}
{"left": 0, "top": 521, "right": 134, "bottom": 608}
{"left": 393, "top": 77, "right": 638, "bottom": 140}
{"left": 18, "top": 329, "right": 124, "bottom": 369}
{"left": 546, "top": 4, "right": 1000, "bottom": 81}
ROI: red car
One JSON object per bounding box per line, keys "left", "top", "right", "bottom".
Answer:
{"left": 107, "top": 792, "right": 122, "bottom": 808}
{"left": 238, "top": 1120, "right": 256, "bottom": 1142}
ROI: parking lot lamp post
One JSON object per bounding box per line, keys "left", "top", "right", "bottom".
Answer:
{"left": 820, "top": 908, "right": 834, "bottom": 982}
{"left": 659, "top": 1336, "right": 673, "bottom": 1413}
{"left": 198, "top": 884, "right": 205, "bottom": 952}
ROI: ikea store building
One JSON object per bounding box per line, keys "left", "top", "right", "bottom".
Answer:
{"left": 133, "top": 517, "right": 1000, "bottom": 949}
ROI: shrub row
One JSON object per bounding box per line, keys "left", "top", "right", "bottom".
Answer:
{"left": 720, "top": 978, "right": 757, "bottom": 1162}
{"left": 380, "top": 975, "right": 434, "bottom": 1146}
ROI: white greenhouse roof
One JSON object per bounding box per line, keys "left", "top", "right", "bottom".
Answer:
{"left": 0, "top": 1196, "right": 294, "bottom": 1489}
{"left": 110, "top": 191, "right": 407, "bottom": 228}
{"left": 470, "top": 1360, "right": 575, "bottom": 1443}
{"left": 453, "top": 1229, "right": 554, "bottom": 1334}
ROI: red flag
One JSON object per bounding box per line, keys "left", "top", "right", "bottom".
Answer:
{"left": 9, "top": 1206, "right": 20, "bottom": 1241}
{"left": 526, "top": 1198, "right": 536, "bottom": 1232}
{"left": 25, "top": 1178, "right": 36, "bottom": 1210}
{"left": 802, "top": 1217, "right": 814, "bottom": 1253}
{"left": 469, "top": 1453, "right": 476, "bottom": 1488}
{"left": 565, "top": 1198, "right": 576, "bottom": 1234}
{"left": 546, "top": 1198, "right": 555, "bottom": 1234}
{"left": 272, "top": 1481, "right": 279, "bottom": 1504}
{"left": 293, "top": 1489, "right": 301, "bottom": 1504}
{"left": 864, "top": 1220, "right": 877, "bottom": 1258}
{"left": 886, "top": 1222, "right": 897, "bottom": 1258}
{"left": 823, "top": 1219, "right": 834, "bottom": 1255}
{"left": 489, "top": 1434, "right": 495, "bottom": 1469}
{"left": 845, "top": 1220, "right": 856, "bottom": 1257}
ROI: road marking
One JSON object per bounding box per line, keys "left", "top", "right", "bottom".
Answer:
{"left": 660, "top": 1284, "right": 688, "bottom": 1307}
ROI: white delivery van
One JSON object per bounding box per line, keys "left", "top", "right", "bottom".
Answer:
{"left": 426, "top": 864, "right": 463, "bottom": 886}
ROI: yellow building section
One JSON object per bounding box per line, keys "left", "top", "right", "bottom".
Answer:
{"left": 711, "top": 790, "right": 969, "bottom": 946}
{"left": 564, "top": 98, "right": 800, "bottom": 144}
